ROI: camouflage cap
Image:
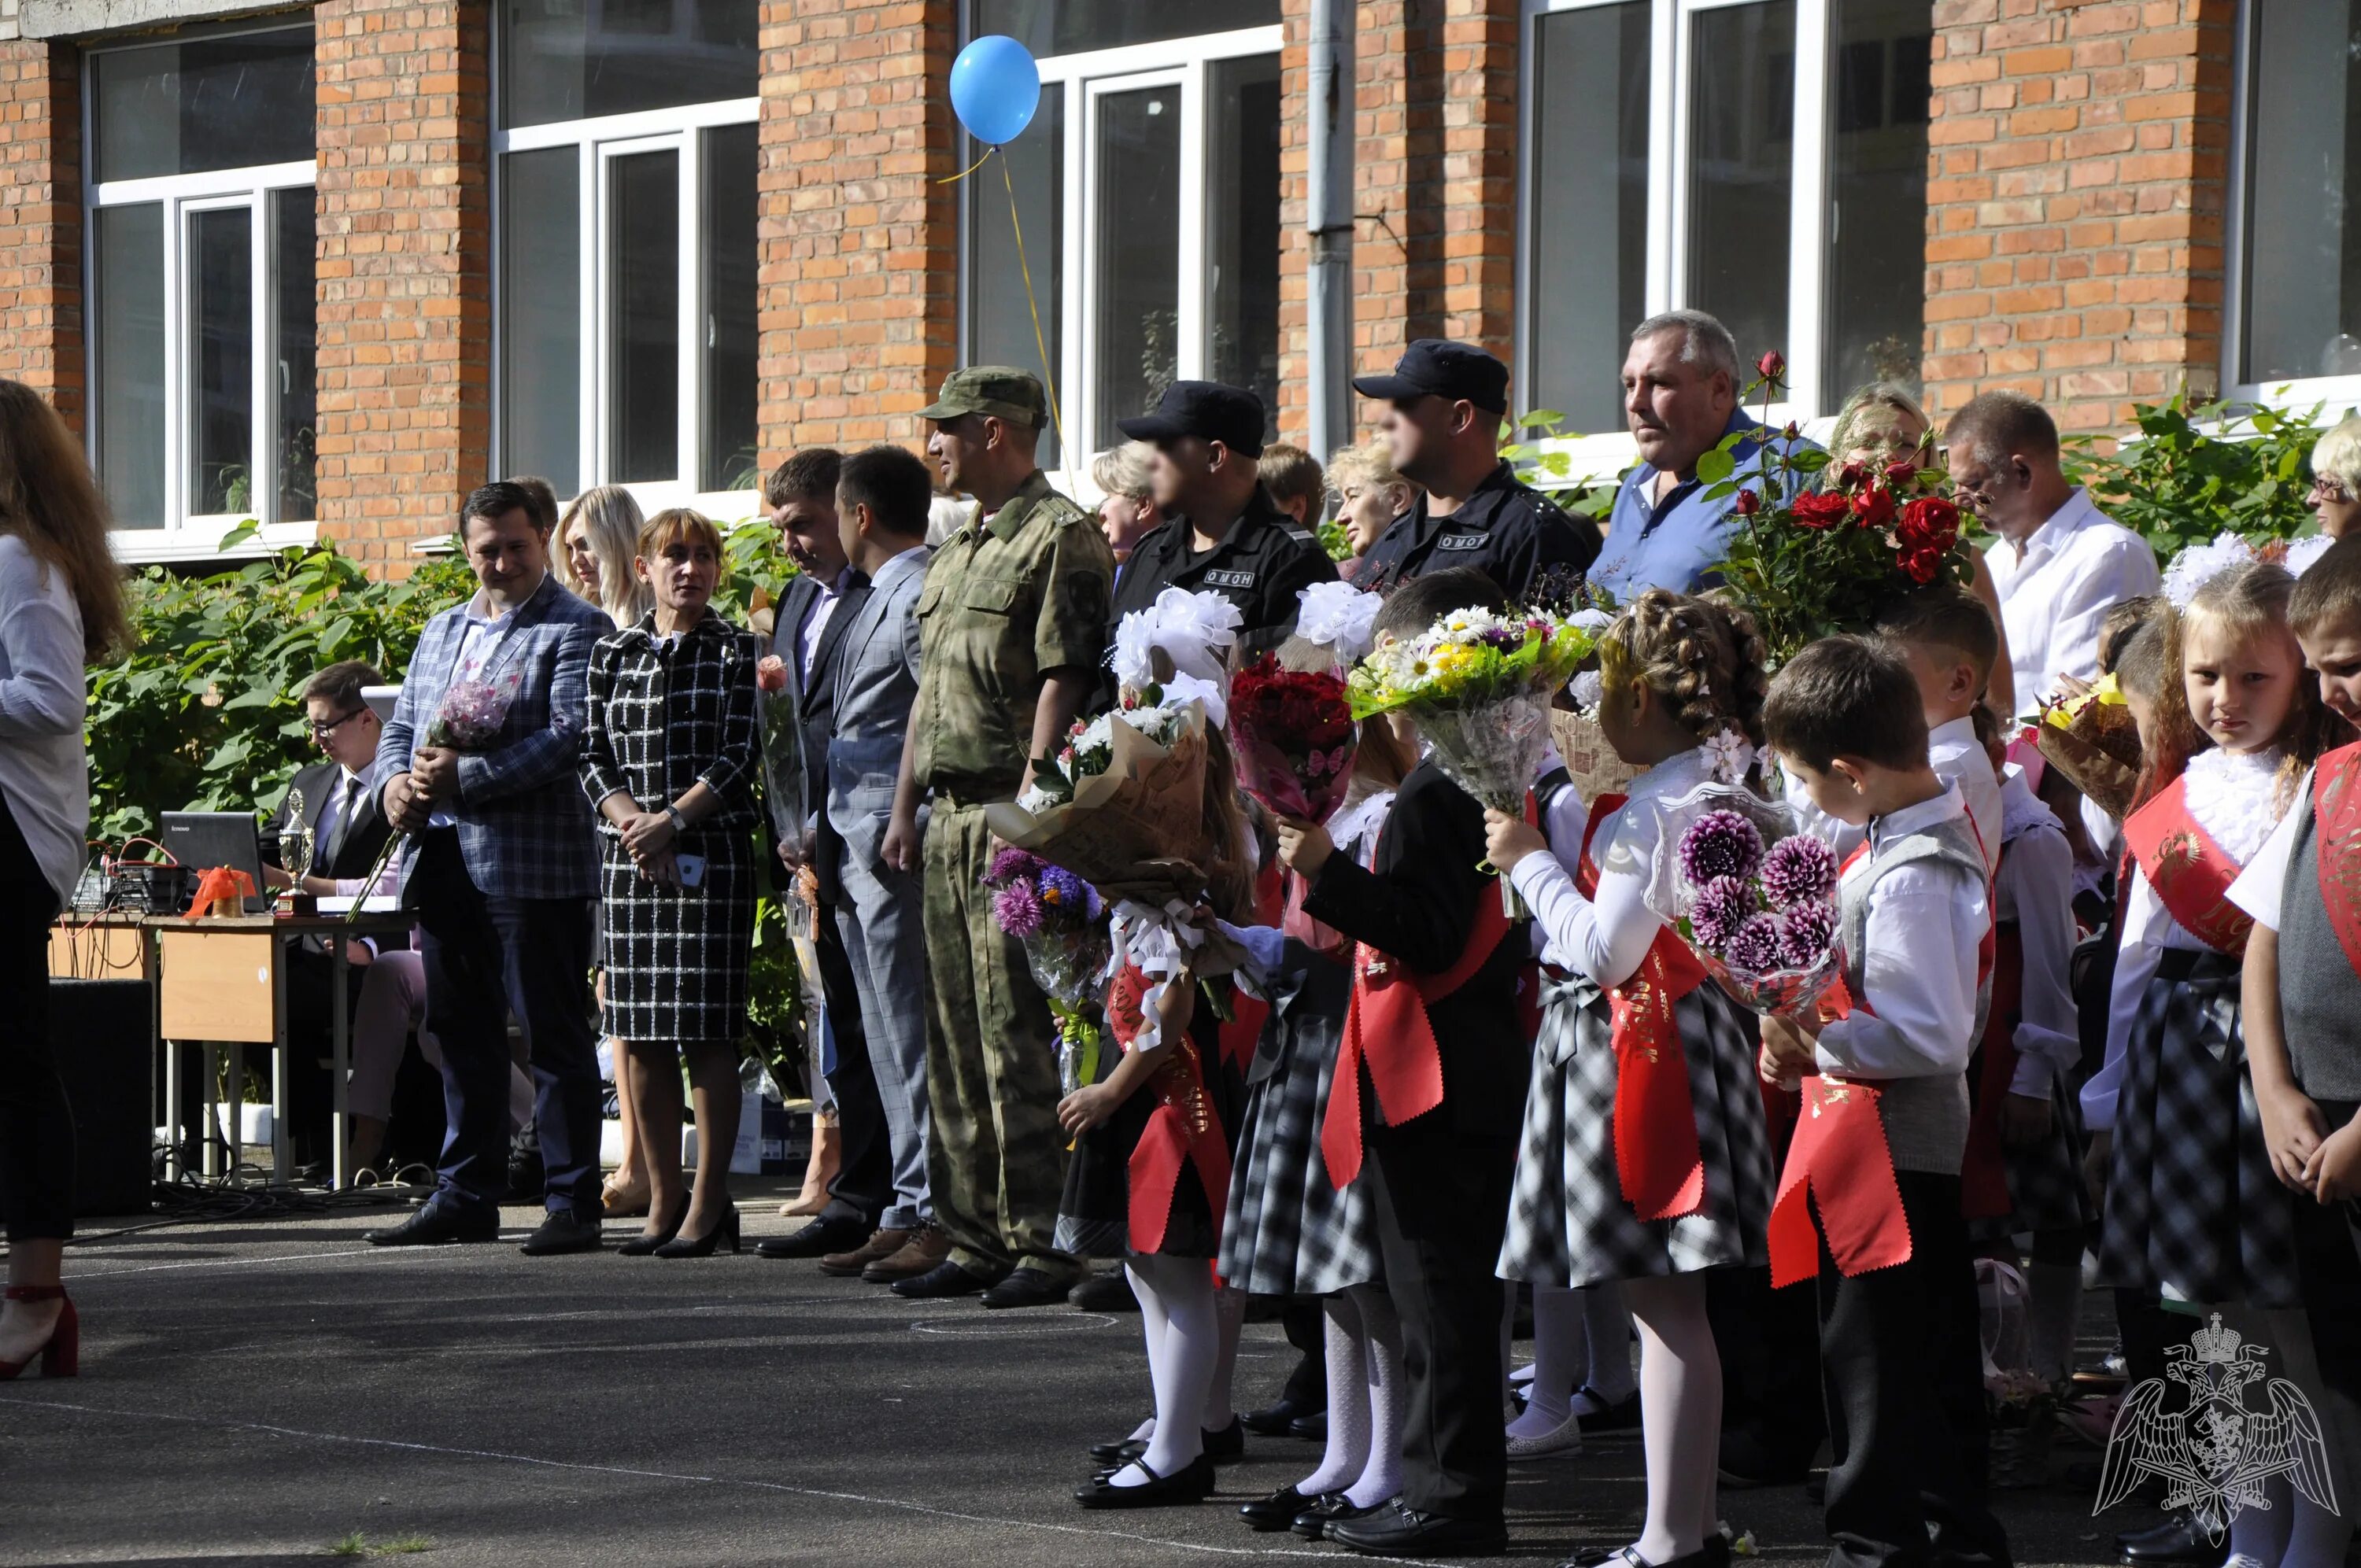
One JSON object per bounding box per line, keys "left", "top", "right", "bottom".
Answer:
{"left": 917, "top": 366, "right": 1047, "bottom": 429}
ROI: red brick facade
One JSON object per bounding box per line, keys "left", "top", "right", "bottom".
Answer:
{"left": 312, "top": 0, "right": 492, "bottom": 576}
{"left": 0, "top": 37, "right": 81, "bottom": 432}
{"left": 1920, "top": 0, "right": 2236, "bottom": 434}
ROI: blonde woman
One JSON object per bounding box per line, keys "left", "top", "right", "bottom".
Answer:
{"left": 556, "top": 485, "right": 653, "bottom": 628}
{"left": 1325, "top": 439, "right": 1419, "bottom": 560}
{"left": 2307, "top": 414, "right": 2361, "bottom": 539}
{"left": 1092, "top": 441, "right": 1164, "bottom": 565}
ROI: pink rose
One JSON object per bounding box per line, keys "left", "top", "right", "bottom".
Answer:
{"left": 756, "top": 655, "right": 789, "bottom": 694}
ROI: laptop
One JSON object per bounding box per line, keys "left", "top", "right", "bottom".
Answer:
{"left": 158, "top": 811, "right": 272, "bottom": 913}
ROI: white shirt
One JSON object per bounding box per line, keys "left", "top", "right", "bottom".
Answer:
{"left": 1983, "top": 488, "right": 2160, "bottom": 718}
{"left": 1781, "top": 714, "right": 2003, "bottom": 876}
{"left": 1509, "top": 747, "right": 1713, "bottom": 991}
{"left": 0, "top": 534, "right": 89, "bottom": 909}
{"left": 1993, "top": 766, "right": 2082, "bottom": 1096}
{"left": 1814, "top": 784, "right": 1990, "bottom": 1082}
{"left": 2227, "top": 764, "right": 2311, "bottom": 934}
{"left": 2082, "top": 747, "right": 2287, "bottom": 1131}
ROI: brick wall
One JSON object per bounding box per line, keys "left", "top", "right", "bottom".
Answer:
{"left": 0, "top": 36, "right": 82, "bottom": 430}
{"left": 1920, "top": 0, "right": 2236, "bottom": 435}
{"left": 757, "top": 0, "right": 958, "bottom": 459}
{"left": 312, "top": 0, "right": 490, "bottom": 575}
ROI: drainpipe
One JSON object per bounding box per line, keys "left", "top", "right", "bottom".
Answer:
{"left": 1305, "top": 0, "right": 1354, "bottom": 477}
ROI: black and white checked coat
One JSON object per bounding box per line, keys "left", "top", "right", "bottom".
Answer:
{"left": 580, "top": 611, "right": 763, "bottom": 1046}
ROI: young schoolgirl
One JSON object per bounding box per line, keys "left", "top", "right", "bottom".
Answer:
{"left": 1482, "top": 588, "right": 1777, "bottom": 1568}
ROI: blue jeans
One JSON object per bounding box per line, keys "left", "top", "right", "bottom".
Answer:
{"left": 411, "top": 831, "right": 597, "bottom": 1218}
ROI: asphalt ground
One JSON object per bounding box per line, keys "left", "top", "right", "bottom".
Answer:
{"left": 2, "top": 1178, "right": 2140, "bottom": 1568}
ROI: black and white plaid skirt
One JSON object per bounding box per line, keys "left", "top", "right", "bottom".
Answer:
{"left": 1499, "top": 972, "right": 1773, "bottom": 1287}
{"left": 2099, "top": 948, "right": 2300, "bottom": 1306}
{"left": 598, "top": 832, "right": 755, "bottom": 1047}
{"left": 1219, "top": 954, "right": 1383, "bottom": 1295}
{"left": 1970, "top": 1070, "right": 2095, "bottom": 1245}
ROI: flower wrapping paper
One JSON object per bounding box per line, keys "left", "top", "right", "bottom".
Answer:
{"left": 1228, "top": 655, "right": 1358, "bottom": 825}
{"left": 1638, "top": 780, "right": 1848, "bottom": 1016}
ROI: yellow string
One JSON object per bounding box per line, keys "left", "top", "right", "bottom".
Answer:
{"left": 1001, "top": 152, "right": 1068, "bottom": 456}
{"left": 937, "top": 145, "right": 997, "bottom": 185}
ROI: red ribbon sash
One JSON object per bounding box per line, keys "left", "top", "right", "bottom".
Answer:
{"left": 2312, "top": 741, "right": 2361, "bottom": 980}
{"left": 1105, "top": 963, "right": 1233, "bottom": 1254}
{"left": 2123, "top": 777, "right": 2255, "bottom": 956}
{"left": 1960, "top": 922, "right": 2025, "bottom": 1222}
{"left": 1217, "top": 989, "right": 1270, "bottom": 1073}
{"left": 1766, "top": 1075, "right": 1915, "bottom": 1287}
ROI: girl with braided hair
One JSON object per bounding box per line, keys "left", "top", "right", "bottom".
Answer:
{"left": 1482, "top": 588, "right": 1777, "bottom": 1568}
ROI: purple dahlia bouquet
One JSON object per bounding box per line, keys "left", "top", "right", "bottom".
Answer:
{"left": 1652, "top": 796, "right": 1846, "bottom": 1016}
{"left": 983, "top": 847, "right": 1110, "bottom": 1094}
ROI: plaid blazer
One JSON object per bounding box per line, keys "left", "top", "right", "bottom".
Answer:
{"left": 371, "top": 572, "right": 608, "bottom": 901}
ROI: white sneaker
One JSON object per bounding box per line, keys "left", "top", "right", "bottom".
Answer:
{"left": 1504, "top": 1409, "right": 1584, "bottom": 1460}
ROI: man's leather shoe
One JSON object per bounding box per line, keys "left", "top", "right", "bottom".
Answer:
{"left": 981, "top": 1266, "right": 1072, "bottom": 1309}
{"left": 1326, "top": 1497, "right": 1507, "bottom": 1557}
{"left": 365, "top": 1205, "right": 496, "bottom": 1247}
{"left": 2119, "top": 1516, "right": 2230, "bottom": 1567}
{"left": 1288, "top": 1411, "right": 1328, "bottom": 1441}
{"left": 1073, "top": 1453, "right": 1214, "bottom": 1509}
{"left": 818, "top": 1227, "right": 910, "bottom": 1277}
{"left": 864, "top": 1225, "right": 953, "bottom": 1283}
{"left": 1241, "top": 1395, "right": 1321, "bottom": 1436}
{"left": 518, "top": 1211, "right": 601, "bottom": 1256}
{"left": 891, "top": 1259, "right": 999, "bottom": 1300}
{"left": 756, "top": 1215, "right": 869, "bottom": 1260}
{"left": 1240, "top": 1484, "right": 1312, "bottom": 1531}
{"left": 1071, "top": 1268, "right": 1140, "bottom": 1312}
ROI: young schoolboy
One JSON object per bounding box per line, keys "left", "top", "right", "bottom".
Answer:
{"left": 1761, "top": 636, "right": 2009, "bottom": 1568}
{"left": 1273, "top": 566, "right": 1531, "bottom": 1558}
{"left": 1259, "top": 443, "right": 1328, "bottom": 530}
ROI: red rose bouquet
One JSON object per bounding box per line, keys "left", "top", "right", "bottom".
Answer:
{"left": 1227, "top": 655, "right": 1358, "bottom": 825}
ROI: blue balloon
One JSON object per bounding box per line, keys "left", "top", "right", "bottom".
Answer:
{"left": 950, "top": 34, "right": 1040, "bottom": 147}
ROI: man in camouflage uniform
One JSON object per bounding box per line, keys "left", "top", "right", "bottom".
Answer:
{"left": 881, "top": 368, "right": 1115, "bottom": 1309}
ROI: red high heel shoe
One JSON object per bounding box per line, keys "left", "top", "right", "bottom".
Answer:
{"left": 0, "top": 1285, "right": 79, "bottom": 1379}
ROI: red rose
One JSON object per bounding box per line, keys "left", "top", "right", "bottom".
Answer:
{"left": 1884, "top": 459, "right": 1917, "bottom": 486}
{"left": 1851, "top": 485, "right": 1896, "bottom": 530}
{"left": 1899, "top": 544, "right": 1943, "bottom": 585}
{"left": 1898, "top": 495, "right": 1961, "bottom": 552}
{"left": 1735, "top": 488, "right": 1762, "bottom": 518}
{"left": 1834, "top": 459, "right": 1868, "bottom": 493}
{"left": 1757, "top": 350, "right": 1786, "bottom": 381}
{"left": 1783, "top": 421, "right": 1801, "bottom": 440}
{"left": 1789, "top": 492, "right": 1852, "bottom": 530}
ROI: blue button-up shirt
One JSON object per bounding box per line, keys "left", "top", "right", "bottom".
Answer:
{"left": 1588, "top": 412, "right": 1814, "bottom": 601}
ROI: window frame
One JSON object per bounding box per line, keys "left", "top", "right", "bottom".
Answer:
{"left": 487, "top": 27, "right": 760, "bottom": 515}
{"left": 80, "top": 20, "right": 320, "bottom": 556}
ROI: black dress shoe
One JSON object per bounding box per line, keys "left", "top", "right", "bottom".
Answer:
{"left": 2119, "top": 1515, "right": 2230, "bottom": 1566}
{"left": 1575, "top": 1383, "right": 1644, "bottom": 1431}
{"left": 1073, "top": 1453, "right": 1215, "bottom": 1509}
{"left": 1088, "top": 1435, "right": 1147, "bottom": 1466}
{"left": 1287, "top": 1410, "right": 1327, "bottom": 1441}
{"left": 1328, "top": 1497, "right": 1507, "bottom": 1557}
{"left": 1291, "top": 1492, "right": 1374, "bottom": 1541}
{"left": 891, "top": 1259, "right": 1000, "bottom": 1300}
{"left": 1241, "top": 1395, "right": 1323, "bottom": 1436}
{"left": 1203, "top": 1415, "right": 1245, "bottom": 1463}
{"left": 981, "top": 1265, "right": 1072, "bottom": 1309}
{"left": 756, "top": 1215, "right": 869, "bottom": 1260}
{"left": 1240, "top": 1484, "right": 1312, "bottom": 1531}
{"left": 1071, "top": 1269, "right": 1140, "bottom": 1312}
{"left": 518, "top": 1210, "right": 601, "bottom": 1256}
{"left": 365, "top": 1204, "right": 497, "bottom": 1247}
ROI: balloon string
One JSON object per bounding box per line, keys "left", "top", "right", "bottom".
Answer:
{"left": 937, "top": 144, "right": 998, "bottom": 185}
{"left": 1002, "top": 152, "right": 1068, "bottom": 459}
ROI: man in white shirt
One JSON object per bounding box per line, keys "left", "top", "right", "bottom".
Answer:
{"left": 1945, "top": 391, "right": 2160, "bottom": 719}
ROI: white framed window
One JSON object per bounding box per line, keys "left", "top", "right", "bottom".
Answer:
{"left": 959, "top": 2, "right": 1284, "bottom": 471}
{"left": 83, "top": 21, "right": 319, "bottom": 550}
{"left": 492, "top": 1, "right": 760, "bottom": 513}
{"left": 1517, "top": 0, "right": 1931, "bottom": 432}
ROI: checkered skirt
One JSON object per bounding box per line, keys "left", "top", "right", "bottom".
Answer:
{"left": 600, "top": 831, "right": 756, "bottom": 1046}
{"left": 1218, "top": 951, "right": 1384, "bottom": 1295}
{"left": 1969, "top": 1072, "right": 2094, "bottom": 1245}
{"left": 1499, "top": 971, "right": 1773, "bottom": 1287}
{"left": 2098, "top": 948, "right": 2300, "bottom": 1307}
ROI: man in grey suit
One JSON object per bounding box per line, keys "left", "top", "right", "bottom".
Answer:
{"left": 812, "top": 445, "right": 942, "bottom": 1284}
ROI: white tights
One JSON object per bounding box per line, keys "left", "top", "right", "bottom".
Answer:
{"left": 1510, "top": 1284, "right": 1639, "bottom": 1437}
{"left": 1116, "top": 1256, "right": 1218, "bottom": 1485}
{"left": 1296, "top": 1286, "right": 1407, "bottom": 1505}
{"left": 1623, "top": 1273, "right": 1722, "bottom": 1563}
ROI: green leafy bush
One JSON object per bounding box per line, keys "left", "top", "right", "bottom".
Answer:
{"left": 2066, "top": 390, "right": 2327, "bottom": 562}
{"left": 1501, "top": 410, "right": 1623, "bottom": 525}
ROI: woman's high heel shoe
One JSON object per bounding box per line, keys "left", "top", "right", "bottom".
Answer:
{"left": 655, "top": 1204, "right": 741, "bottom": 1258}
{"left": 0, "top": 1285, "right": 78, "bottom": 1380}
{"left": 617, "top": 1199, "right": 689, "bottom": 1256}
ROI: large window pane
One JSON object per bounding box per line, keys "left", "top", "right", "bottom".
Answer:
{"left": 95, "top": 205, "right": 166, "bottom": 531}
{"left": 974, "top": 1, "right": 1278, "bottom": 58}
{"left": 1208, "top": 55, "right": 1281, "bottom": 440}
{"left": 502, "top": 148, "right": 582, "bottom": 496}
{"left": 1823, "top": 1, "right": 1931, "bottom": 398}
{"left": 1094, "top": 86, "right": 1182, "bottom": 444}
{"left": 1687, "top": 1, "right": 1796, "bottom": 372}
{"left": 501, "top": 0, "right": 759, "bottom": 130}
{"left": 965, "top": 86, "right": 1065, "bottom": 468}
{"left": 273, "top": 190, "right": 317, "bottom": 522}
{"left": 189, "top": 207, "right": 253, "bottom": 515}
{"left": 608, "top": 150, "right": 680, "bottom": 484}
{"left": 2243, "top": 1, "right": 2361, "bottom": 382}
{"left": 92, "top": 26, "right": 313, "bottom": 183}
{"left": 1529, "top": 2, "right": 1651, "bottom": 432}
{"left": 700, "top": 124, "right": 759, "bottom": 492}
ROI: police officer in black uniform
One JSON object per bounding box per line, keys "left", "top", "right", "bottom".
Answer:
{"left": 1348, "top": 339, "right": 1602, "bottom": 597}
{"left": 1108, "top": 379, "right": 1338, "bottom": 661}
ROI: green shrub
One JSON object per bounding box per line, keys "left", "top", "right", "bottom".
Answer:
{"left": 2065, "top": 390, "right": 2327, "bottom": 562}
{"left": 1501, "top": 411, "right": 1621, "bottom": 526}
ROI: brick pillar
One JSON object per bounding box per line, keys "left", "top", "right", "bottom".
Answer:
{"left": 0, "top": 37, "right": 83, "bottom": 432}
{"left": 1920, "top": 0, "right": 2234, "bottom": 436}
{"left": 759, "top": 0, "right": 959, "bottom": 458}
{"left": 313, "top": 1, "right": 492, "bottom": 575}
{"left": 1276, "top": 0, "right": 1313, "bottom": 448}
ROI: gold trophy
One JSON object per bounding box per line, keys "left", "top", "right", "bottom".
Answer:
{"left": 276, "top": 786, "right": 316, "bottom": 915}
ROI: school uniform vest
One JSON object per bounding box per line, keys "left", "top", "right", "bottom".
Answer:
{"left": 2279, "top": 746, "right": 2361, "bottom": 1102}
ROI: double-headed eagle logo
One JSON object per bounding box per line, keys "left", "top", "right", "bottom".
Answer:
{"left": 2096, "top": 1314, "right": 2336, "bottom": 1534}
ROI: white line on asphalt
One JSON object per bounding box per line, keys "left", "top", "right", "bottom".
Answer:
{"left": 65, "top": 1246, "right": 388, "bottom": 1278}
{"left": 0, "top": 1393, "right": 1458, "bottom": 1565}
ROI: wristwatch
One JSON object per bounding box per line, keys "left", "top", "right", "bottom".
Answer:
{"left": 663, "top": 803, "right": 686, "bottom": 835}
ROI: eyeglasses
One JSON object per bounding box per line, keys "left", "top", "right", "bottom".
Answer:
{"left": 2310, "top": 475, "right": 2353, "bottom": 505}
{"left": 309, "top": 707, "right": 367, "bottom": 740}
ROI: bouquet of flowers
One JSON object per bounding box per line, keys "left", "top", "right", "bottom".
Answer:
{"left": 1347, "top": 606, "right": 1594, "bottom": 912}
{"left": 1652, "top": 794, "right": 1846, "bottom": 1015}
{"left": 345, "top": 666, "right": 524, "bottom": 922}
{"left": 1228, "top": 654, "right": 1358, "bottom": 825}
{"left": 2034, "top": 673, "right": 2142, "bottom": 821}
{"left": 755, "top": 654, "right": 807, "bottom": 861}
{"left": 984, "top": 847, "right": 1110, "bottom": 1094}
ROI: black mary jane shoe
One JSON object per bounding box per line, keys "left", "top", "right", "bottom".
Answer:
{"left": 1239, "top": 1484, "right": 1312, "bottom": 1532}
{"left": 1088, "top": 1435, "right": 1148, "bottom": 1467}
{"left": 1202, "top": 1415, "right": 1245, "bottom": 1464}
{"left": 1565, "top": 1542, "right": 1724, "bottom": 1568}
{"left": 1291, "top": 1492, "right": 1370, "bottom": 1541}
{"left": 1240, "top": 1396, "right": 1321, "bottom": 1436}
{"left": 1073, "top": 1454, "right": 1214, "bottom": 1510}
{"left": 2119, "top": 1515, "right": 2231, "bottom": 1568}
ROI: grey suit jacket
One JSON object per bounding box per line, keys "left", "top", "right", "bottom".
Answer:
{"left": 826, "top": 545, "right": 931, "bottom": 845}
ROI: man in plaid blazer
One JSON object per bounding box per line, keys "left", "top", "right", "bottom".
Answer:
{"left": 365, "top": 481, "right": 613, "bottom": 1255}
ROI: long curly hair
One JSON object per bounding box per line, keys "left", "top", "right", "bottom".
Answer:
{"left": 1600, "top": 588, "right": 1771, "bottom": 752}
{"left": 0, "top": 380, "right": 130, "bottom": 662}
